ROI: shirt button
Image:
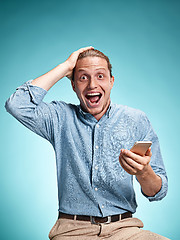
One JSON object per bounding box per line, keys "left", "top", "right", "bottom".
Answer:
{"left": 96, "top": 124, "right": 100, "bottom": 128}
{"left": 102, "top": 205, "right": 104, "bottom": 208}
{"left": 95, "top": 187, "right": 98, "bottom": 191}
{"left": 95, "top": 166, "right": 98, "bottom": 170}
{"left": 95, "top": 145, "right": 99, "bottom": 149}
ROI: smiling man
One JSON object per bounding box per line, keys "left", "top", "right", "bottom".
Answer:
{"left": 71, "top": 52, "right": 114, "bottom": 120}
{"left": 5, "top": 47, "right": 169, "bottom": 239}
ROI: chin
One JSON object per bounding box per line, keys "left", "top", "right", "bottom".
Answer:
{"left": 88, "top": 107, "right": 103, "bottom": 117}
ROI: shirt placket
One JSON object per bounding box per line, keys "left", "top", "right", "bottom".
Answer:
{"left": 92, "top": 122, "right": 106, "bottom": 215}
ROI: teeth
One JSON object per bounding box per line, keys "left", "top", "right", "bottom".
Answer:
{"left": 87, "top": 93, "right": 101, "bottom": 96}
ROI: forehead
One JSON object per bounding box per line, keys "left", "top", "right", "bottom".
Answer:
{"left": 75, "top": 56, "right": 109, "bottom": 72}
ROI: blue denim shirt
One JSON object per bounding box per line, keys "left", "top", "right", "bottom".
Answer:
{"left": 5, "top": 80, "right": 168, "bottom": 217}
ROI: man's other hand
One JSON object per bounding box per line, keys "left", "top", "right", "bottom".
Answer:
{"left": 119, "top": 148, "right": 152, "bottom": 176}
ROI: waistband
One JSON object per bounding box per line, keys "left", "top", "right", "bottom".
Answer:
{"left": 58, "top": 212, "right": 132, "bottom": 224}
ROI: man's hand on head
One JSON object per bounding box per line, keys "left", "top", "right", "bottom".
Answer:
{"left": 119, "top": 148, "right": 152, "bottom": 176}
{"left": 65, "top": 46, "right": 94, "bottom": 80}
{"left": 30, "top": 46, "right": 93, "bottom": 91}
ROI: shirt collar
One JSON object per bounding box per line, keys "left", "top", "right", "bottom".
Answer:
{"left": 78, "top": 101, "right": 113, "bottom": 120}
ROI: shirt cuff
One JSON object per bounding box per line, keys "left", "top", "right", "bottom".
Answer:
{"left": 141, "top": 174, "right": 168, "bottom": 202}
{"left": 16, "top": 80, "right": 48, "bottom": 105}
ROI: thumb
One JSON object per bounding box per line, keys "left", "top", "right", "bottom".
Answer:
{"left": 145, "top": 147, "right": 152, "bottom": 157}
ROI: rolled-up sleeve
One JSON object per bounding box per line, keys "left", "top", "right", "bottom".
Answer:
{"left": 5, "top": 80, "right": 54, "bottom": 143}
{"left": 137, "top": 112, "right": 168, "bottom": 201}
{"left": 141, "top": 173, "right": 168, "bottom": 202}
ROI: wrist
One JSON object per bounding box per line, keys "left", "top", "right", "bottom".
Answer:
{"left": 136, "top": 165, "right": 162, "bottom": 197}
{"left": 56, "top": 61, "right": 71, "bottom": 77}
{"left": 63, "top": 60, "right": 74, "bottom": 77}
{"left": 136, "top": 164, "right": 151, "bottom": 179}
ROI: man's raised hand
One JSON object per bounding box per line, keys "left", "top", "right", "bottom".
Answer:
{"left": 31, "top": 46, "right": 94, "bottom": 91}
{"left": 65, "top": 46, "right": 94, "bottom": 80}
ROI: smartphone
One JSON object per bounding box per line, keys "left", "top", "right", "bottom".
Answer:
{"left": 130, "top": 141, "right": 152, "bottom": 155}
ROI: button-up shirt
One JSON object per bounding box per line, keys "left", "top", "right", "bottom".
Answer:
{"left": 5, "top": 80, "right": 168, "bottom": 217}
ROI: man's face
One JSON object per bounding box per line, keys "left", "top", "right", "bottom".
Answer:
{"left": 71, "top": 56, "right": 114, "bottom": 120}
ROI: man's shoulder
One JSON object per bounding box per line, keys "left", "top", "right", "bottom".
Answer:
{"left": 47, "top": 100, "right": 79, "bottom": 116}
{"left": 50, "top": 100, "right": 78, "bottom": 109}
{"left": 112, "top": 103, "right": 150, "bottom": 128}
{"left": 112, "top": 103, "right": 146, "bottom": 117}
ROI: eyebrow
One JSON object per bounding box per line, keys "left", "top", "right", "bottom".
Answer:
{"left": 77, "top": 67, "right": 107, "bottom": 72}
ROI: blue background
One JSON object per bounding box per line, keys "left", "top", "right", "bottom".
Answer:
{"left": 1, "top": 0, "right": 179, "bottom": 239}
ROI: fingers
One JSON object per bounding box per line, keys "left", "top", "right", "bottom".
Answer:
{"left": 121, "top": 149, "right": 144, "bottom": 164}
{"left": 119, "top": 149, "right": 151, "bottom": 175}
{"left": 76, "top": 46, "right": 94, "bottom": 54}
{"left": 145, "top": 147, "right": 152, "bottom": 157}
{"left": 73, "top": 46, "right": 94, "bottom": 59}
{"left": 66, "top": 46, "right": 94, "bottom": 68}
{"left": 119, "top": 154, "right": 138, "bottom": 175}
{"left": 119, "top": 151, "right": 145, "bottom": 174}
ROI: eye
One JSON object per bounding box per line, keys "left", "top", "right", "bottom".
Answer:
{"left": 80, "top": 75, "right": 88, "bottom": 80}
{"left": 98, "top": 74, "right": 104, "bottom": 79}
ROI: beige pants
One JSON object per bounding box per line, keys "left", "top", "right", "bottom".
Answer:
{"left": 49, "top": 217, "right": 170, "bottom": 240}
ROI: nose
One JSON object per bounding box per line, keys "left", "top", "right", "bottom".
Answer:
{"left": 88, "top": 77, "right": 97, "bottom": 89}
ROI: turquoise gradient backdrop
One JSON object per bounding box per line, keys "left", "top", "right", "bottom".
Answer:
{"left": 1, "top": 0, "right": 179, "bottom": 239}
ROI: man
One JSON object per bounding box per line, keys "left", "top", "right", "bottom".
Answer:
{"left": 5, "top": 47, "right": 169, "bottom": 239}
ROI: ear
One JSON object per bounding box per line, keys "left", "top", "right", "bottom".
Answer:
{"left": 110, "top": 76, "right": 114, "bottom": 89}
{"left": 71, "top": 80, "right": 76, "bottom": 92}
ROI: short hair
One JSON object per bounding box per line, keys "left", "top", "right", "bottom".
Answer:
{"left": 72, "top": 49, "right": 112, "bottom": 81}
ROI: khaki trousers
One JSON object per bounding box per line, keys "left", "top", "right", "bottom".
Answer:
{"left": 49, "top": 217, "right": 170, "bottom": 240}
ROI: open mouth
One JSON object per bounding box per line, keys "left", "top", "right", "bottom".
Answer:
{"left": 85, "top": 92, "right": 102, "bottom": 105}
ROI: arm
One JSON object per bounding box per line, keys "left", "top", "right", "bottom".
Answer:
{"left": 31, "top": 46, "right": 94, "bottom": 91}
{"left": 119, "top": 111, "right": 168, "bottom": 201}
{"left": 5, "top": 46, "right": 93, "bottom": 140}
{"left": 119, "top": 148, "right": 162, "bottom": 197}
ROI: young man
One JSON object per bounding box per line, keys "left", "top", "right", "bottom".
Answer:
{"left": 5, "top": 47, "right": 169, "bottom": 239}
